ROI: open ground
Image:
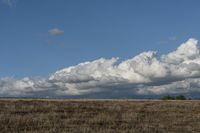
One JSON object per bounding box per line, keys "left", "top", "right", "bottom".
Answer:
{"left": 0, "top": 99, "right": 200, "bottom": 133}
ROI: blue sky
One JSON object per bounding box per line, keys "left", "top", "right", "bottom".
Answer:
{"left": 1, "top": 0, "right": 200, "bottom": 77}
{"left": 2, "top": 0, "right": 200, "bottom": 98}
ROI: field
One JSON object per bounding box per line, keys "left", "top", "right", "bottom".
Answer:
{"left": 0, "top": 100, "right": 200, "bottom": 133}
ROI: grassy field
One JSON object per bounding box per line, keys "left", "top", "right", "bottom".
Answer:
{"left": 0, "top": 100, "right": 200, "bottom": 133}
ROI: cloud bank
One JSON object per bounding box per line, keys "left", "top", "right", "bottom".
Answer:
{"left": 1, "top": 38, "right": 200, "bottom": 98}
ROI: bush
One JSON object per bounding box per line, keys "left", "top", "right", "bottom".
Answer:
{"left": 175, "top": 95, "right": 186, "bottom": 100}
{"left": 161, "top": 95, "right": 187, "bottom": 100}
{"left": 161, "top": 95, "right": 175, "bottom": 100}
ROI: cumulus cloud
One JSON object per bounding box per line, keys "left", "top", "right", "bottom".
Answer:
{"left": 48, "top": 28, "right": 64, "bottom": 36}
{"left": 1, "top": 0, "right": 17, "bottom": 7}
{"left": 136, "top": 78, "right": 200, "bottom": 96}
{"left": 1, "top": 38, "right": 200, "bottom": 98}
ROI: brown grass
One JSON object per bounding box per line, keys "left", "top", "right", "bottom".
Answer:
{"left": 0, "top": 99, "right": 200, "bottom": 133}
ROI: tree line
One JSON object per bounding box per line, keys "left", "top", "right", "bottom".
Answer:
{"left": 161, "top": 95, "right": 190, "bottom": 100}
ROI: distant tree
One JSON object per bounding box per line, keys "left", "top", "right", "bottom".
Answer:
{"left": 175, "top": 95, "right": 186, "bottom": 100}
{"left": 161, "top": 95, "right": 175, "bottom": 100}
{"left": 161, "top": 95, "right": 187, "bottom": 100}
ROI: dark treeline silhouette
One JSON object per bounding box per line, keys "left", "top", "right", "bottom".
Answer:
{"left": 161, "top": 95, "right": 189, "bottom": 100}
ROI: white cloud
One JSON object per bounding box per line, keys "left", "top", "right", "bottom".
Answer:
{"left": 2, "top": 38, "right": 200, "bottom": 98}
{"left": 1, "top": 0, "right": 17, "bottom": 7}
{"left": 162, "top": 38, "right": 199, "bottom": 64}
{"left": 48, "top": 28, "right": 64, "bottom": 36}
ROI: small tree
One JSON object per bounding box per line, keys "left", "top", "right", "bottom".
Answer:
{"left": 161, "top": 95, "right": 175, "bottom": 100}
{"left": 161, "top": 95, "right": 187, "bottom": 100}
{"left": 175, "top": 95, "right": 186, "bottom": 100}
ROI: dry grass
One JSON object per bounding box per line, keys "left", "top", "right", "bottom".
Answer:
{"left": 0, "top": 100, "right": 200, "bottom": 133}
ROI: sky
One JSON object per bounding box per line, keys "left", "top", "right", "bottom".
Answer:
{"left": 1, "top": 0, "right": 200, "bottom": 98}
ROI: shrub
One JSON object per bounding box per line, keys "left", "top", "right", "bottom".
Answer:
{"left": 161, "top": 95, "right": 175, "bottom": 100}
{"left": 175, "top": 95, "right": 186, "bottom": 100}
{"left": 161, "top": 95, "right": 187, "bottom": 100}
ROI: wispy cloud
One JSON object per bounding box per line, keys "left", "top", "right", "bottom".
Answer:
{"left": 168, "top": 36, "right": 177, "bottom": 42}
{"left": 48, "top": 28, "right": 64, "bottom": 36}
{"left": 1, "top": 38, "right": 200, "bottom": 98}
{"left": 1, "top": 0, "right": 17, "bottom": 8}
{"left": 157, "top": 36, "right": 177, "bottom": 45}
